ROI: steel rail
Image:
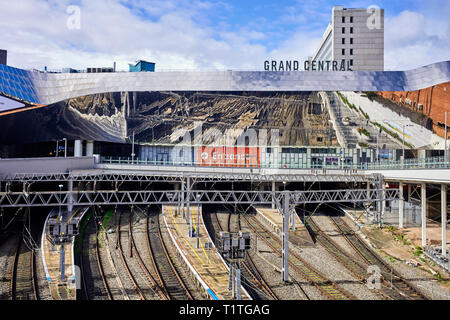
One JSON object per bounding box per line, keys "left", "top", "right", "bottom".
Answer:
{"left": 145, "top": 212, "right": 193, "bottom": 300}
{"left": 128, "top": 209, "right": 169, "bottom": 300}
{"left": 116, "top": 211, "right": 146, "bottom": 300}
{"left": 330, "top": 216, "right": 427, "bottom": 300}
{"left": 10, "top": 238, "right": 38, "bottom": 300}
{"left": 211, "top": 211, "right": 278, "bottom": 300}
{"left": 244, "top": 214, "right": 355, "bottom": 300}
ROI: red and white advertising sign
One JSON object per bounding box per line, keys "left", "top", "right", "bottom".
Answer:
{"left": 197, "top": 146, "right": 260, "bottom": 167}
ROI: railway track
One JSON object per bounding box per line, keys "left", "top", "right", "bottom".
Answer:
{"left": 206, "top": 211, "right": 278, "bottom": 300}
{"left": 10, "top": 237, "right": 38, "bottom": 300}
{"left": 306, "top": 216, "right": 403, "bottom": 300}
{"left": 243, "top": 214, "right": 355, "bottom": 300}
{"left": 116, "top": 210, "right": 152, "bottom": 300}
{"left": 128, "top": 209, "right": 169, "bottom": 300}
{"left": 330, "top": 215, "right": 427, "bottom": 300}
{"left": 145, "top": 211, "right": 193, "bottom": 300}
{"left": 79, "top": 218, "right": 111, "bottom": 300}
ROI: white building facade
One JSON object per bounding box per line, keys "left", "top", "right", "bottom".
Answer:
{"left": 312, "top": 6, "right": 384, "bottom": 71}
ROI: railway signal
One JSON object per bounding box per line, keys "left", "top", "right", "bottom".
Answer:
{"left": 216, "top": 231, "right": 251, "bottom": 300}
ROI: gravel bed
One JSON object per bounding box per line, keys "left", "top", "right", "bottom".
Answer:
{"left": 98, "top": 231, "right": 126, "bottom": 299}
{"left": 35, "top": 229, "right": 52, "bottom": 300}
{"left": 158, "top": 211, "right": 205, "bottom": 300}
{"left": 106, "top": 210, "right": 141, "bottom": 300}
{"left": 130, "top": 211, "right": 162, "bottom": 291}
{"left": 379, "top": 256, "right": 450, "bottom": 300}
{"left": 311, "top": 214, "right": 361, "bottom": 260}
{"left": 119, "top": 210, "right": 160, "bottom": 300}
{"left": 241, "top": 215, "right": 323, "bottom": 300}
{"left": 0, "top": 234, "right": 19, "bottom": 299}
{"left": 290, "top": 240, "right": 382, "bottom": 300}
{"left": 80, "top": 219, "right": 108, "bottom": 300}
{"left": 323, "top": 213, "right": 450, "bottom": 300}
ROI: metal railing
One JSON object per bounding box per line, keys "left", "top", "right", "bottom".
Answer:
{"left": 100, "top": 156, "right": 450, "bottom": 171}
{"left": 366, "top": 156, "right": 450, "bottom": 170}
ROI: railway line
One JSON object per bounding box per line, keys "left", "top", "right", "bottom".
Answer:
{"left": 329, "top": 215, "right": 427, "bottom": 300}
{"left": 205, "top": 210, "right": 278, "bottom": 300}
{"left": 306, "top": 216, "right": 404, "bottom": 300}
{"left": 243, "top": 213, "right": 355, "bottom": 300}
{"left": 145, "top": 210, "right": 193, "bottom": 300}
{"left": 10, "top": 237, "right": 38, "bottom": 300}
{"left": 116, "top": 209, "right": 160, "bottom": 300}
{"left": 128, "top": 209, "right": 168, "bottom": 300}
{"left": 79, "top": 218, "right": 111, "bottom": 300}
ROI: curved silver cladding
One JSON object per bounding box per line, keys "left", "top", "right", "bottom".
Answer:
{"left": 1, "top": 61, "right": 450, "bottom": 105}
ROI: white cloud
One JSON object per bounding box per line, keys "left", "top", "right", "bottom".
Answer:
{"left": 385, "top": 9, "right": 450, "bottom": 70}
{"left": 0, "top": 1, "right": 448, "bottom": 72}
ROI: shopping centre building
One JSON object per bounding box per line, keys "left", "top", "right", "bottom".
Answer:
{"left": 0, "top": 6, "right": 449, "bottom": 165}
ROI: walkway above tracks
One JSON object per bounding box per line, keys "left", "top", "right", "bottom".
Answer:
{"left": 367, "top": 168, "right": 450, "bottom": 184}
{"left": 0, "top": 156, "right": 449, "bottom": 185}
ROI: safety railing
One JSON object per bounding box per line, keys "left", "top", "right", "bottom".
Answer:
{"left": 366, "top": 156, "right": 450, "bottom": 170}
{"left": 100, "top": 156, "right": 450, "bottom": 171}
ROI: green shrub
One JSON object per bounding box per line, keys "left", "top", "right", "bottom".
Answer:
{"left": 413, "top": 246, "right": 423, "bottom": 256}
{"left": 357, "top": 127, "right": 370, "bottom": 137}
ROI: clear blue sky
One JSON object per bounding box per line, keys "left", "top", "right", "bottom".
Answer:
{"left": 0, "top": 0, "right": 449, "bottom": 71}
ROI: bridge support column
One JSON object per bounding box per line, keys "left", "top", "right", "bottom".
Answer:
{"left": 86, "top": 141, "right": 94, "bottom": 157}
{"left": 399, "top": 182, "right": 404, "bottom": 229}
{"left": 421, "top": 183, "right": 427, "bottom": 248}
{"left": 187, "top": 177, "right": 192, "bottom": 237}
{"left": 181, "top": 179, "right": 185, "bottom": 219}
{"left": 382, "top": 182, "right": 386, "bottom": 219}
{"left": 175, "top": 183, "right": 180, "bottom": 216}
{"left": 74, "top": 140, "right": 82, "bottom": 157}
{"left": 282, "top": 192, "right": 290, "bottom": 282}
{"left": 376, "top": 175, "right": 383, "bottom": 227}
{"left": 272, "top": 181, "right": 276, "bottom": 209}
{"left": 442, "top": 184, "right": 447, "bottom": 255}
{"left": 68, "top": 180, "right": 74, "bottom": 214}
{"left": 366, "top": 182, "right": 370, "bottom": 224}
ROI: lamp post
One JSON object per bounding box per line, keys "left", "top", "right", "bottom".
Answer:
{"left": 58, "top": 184, "right": 64, "bottom": 223}
{"left": 197, "top": 194, "right": 201, "bottom": 249}
{"left": 445, "top": 112, "right": 448, "bottom": 161}
{"left": 55, "top": 138, "right": 67, "bottom": 158}
{"left": 57, "top": 184, "right": 65, "bottom": 281}
{"left": 131, "top": 131, "right": 135, "bottom": 164}
{"left": 63, "top": 138, "right": 67, "bottom": 158}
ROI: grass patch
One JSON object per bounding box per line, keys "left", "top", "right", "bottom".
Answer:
{"left": 358, "top": 142, "right": 369, "bottom": 148}
{"left": 337, "top": 92, "right": 357, "bottom": 111}
{"left": 73, "top": 210, "right": 93, "bottom": 255}
{"left": 371, "top": 121, "right": 415, "bottom": 149}
{"left": 393, "top": 233, "right": 411, "bottom": 246}
{"left": 413, "top": 246, "right": 423, "bottom": 257}
{"left": 357, "top": 127, "right": 370, "bottom": 137}
{"left": 101, "top": 209, "right": 115, "bottom": 230}
{"left": 97, "top": 209, "right": 115, "bottom": 248}
{"left": 359, "top": 107, "right": 370, "bottom": 120}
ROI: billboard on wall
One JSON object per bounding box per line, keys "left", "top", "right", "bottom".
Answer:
{"left": 196, "top": 146, "right": 260, "bottom": 167}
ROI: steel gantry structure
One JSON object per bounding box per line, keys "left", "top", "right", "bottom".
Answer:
{"left": 0, "top": 170, "right": 398, "bottom": 283}
{"left": 0, "top": 169, "right": 399, "bottom": 282}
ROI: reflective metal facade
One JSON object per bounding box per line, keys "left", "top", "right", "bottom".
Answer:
{"left": 0, "top": 61, "right": 450, "bottom": 106}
